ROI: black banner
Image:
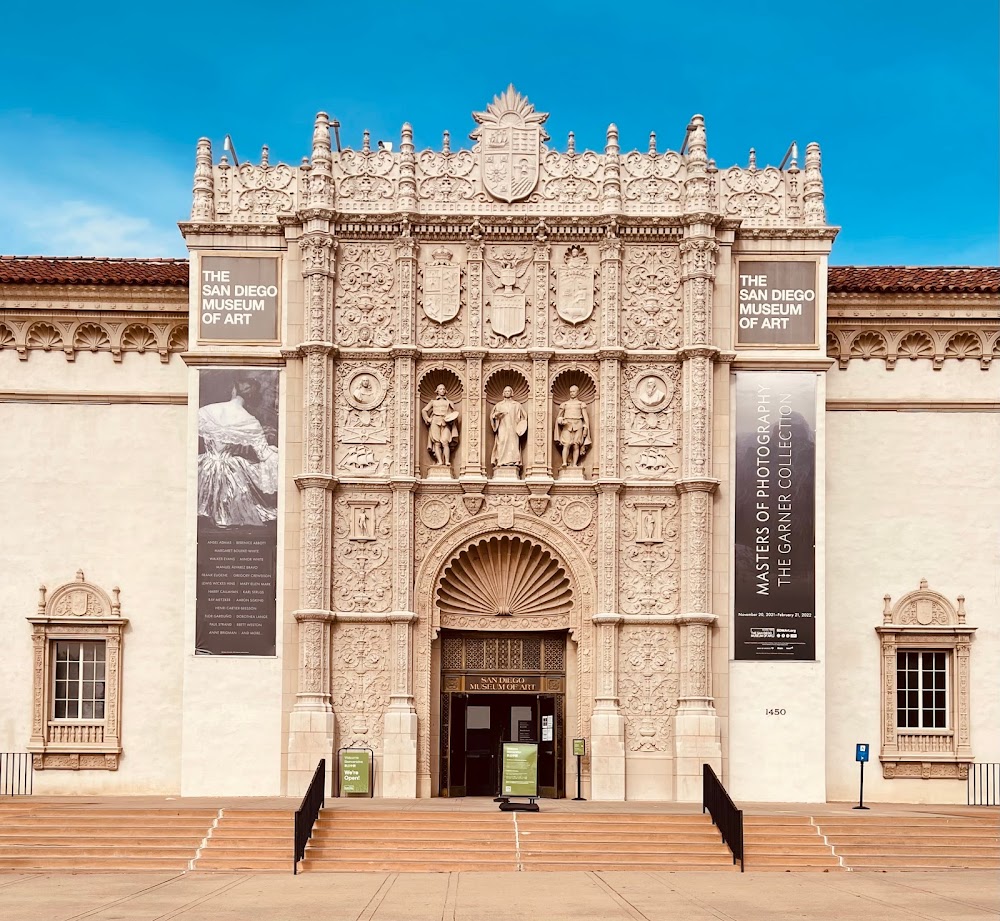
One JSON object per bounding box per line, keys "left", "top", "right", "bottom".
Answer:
{"left": 734, "top": 372, "right": 816, "bottom": 660}
{"left": 196, "top": 368, "right": 279, "bottom": 655}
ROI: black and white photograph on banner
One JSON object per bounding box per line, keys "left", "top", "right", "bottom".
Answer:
{"left": 195, "top": 368, "right": 279, "bottom": 656}
{"left": 734, "top": 372, "right": 817, "bottom": 661}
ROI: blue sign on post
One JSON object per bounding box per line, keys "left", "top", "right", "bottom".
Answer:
{"left": 856, "top": 743, "right": 870, "bottom": 763}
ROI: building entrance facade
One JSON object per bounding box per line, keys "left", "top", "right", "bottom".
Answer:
{"left": 440, "top": 631, "right": 565, "bottom": 797}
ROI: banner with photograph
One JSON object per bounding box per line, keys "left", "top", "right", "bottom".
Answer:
{"left": 734, "top": 372, "right": 816, "bottom": 660}
{"left": 196, "top": 368, "right": 279, "bottom": 656}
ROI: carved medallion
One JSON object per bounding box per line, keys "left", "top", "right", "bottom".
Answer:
{"left": 419, "top": 499, "right": 451, "bottom": 530}
{"left": 497, "top": 506, "right": 515, "bottom": 529}
{"left": 422, "top": 249, "right": 461, "bottom": 324}
{"left": 556, "top": 246, "right": 595, "bottom": 325}
{"left": 346, "top": 371, "right": 385, "bottom": 410}
{"left": 472, "top": 85, "right": 549, "bottom": 203}
{"left": 562, "top": 499, "right": 594, "bottom": 532}
{"left": 630, "top": 373, "right": 672, "bottom": 412}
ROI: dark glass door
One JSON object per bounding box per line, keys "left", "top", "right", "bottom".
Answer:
{"left": 537, "top": 694, "right": 560, "bottom": 798}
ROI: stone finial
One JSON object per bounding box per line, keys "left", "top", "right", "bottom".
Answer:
{"left": 803, "top": 141, "right": 826, "bottom": 226}
{"left": 308, "top": 112, "right": 334, "bottom": 210}
{"left": 112, "top": 586, "right": 121, "bottom": 615}
{"left": 648, "top": 131, "right": 657, "bottom": 155}
{"left": 687, "top": 114, "right": 707, "bottom": 162}
{"left": 400, "top": 122, "right": 414, "bottom": 154}
{"left": 602, "top": 124, "right": 622, "bottom": 214}
{"left": 312, "top": 112, "right": 331, "bottom": 158}
{"left": 683, "top": 115, "right": 711, "bottom": 213}
{"left": 37, "top": 585, "right": 47, "bottom": 615}
{"left": 604, "top": 124, "right": 619, "bottom": 156}
{"left": 567, "top": 131, "right": 575, "bottom": 155}
{"left": 75, "top": 569, "right": 85, "bottom": 582}
{"left": 747, "top": 147, "right": 757, "bottom": 170}
{"left": 190, "top": 137, "right": 215, "bottom": 222}
{"left": 883, "top": 593, "right": 892, "bottom": 624}
{"left": 442, "top": 129, "right": 451, "bottom": 154}
{"left": 362, "top": 129, "right": 371, "bottom": 153}
{"left": 260, "top": 145, "right": 270, "bottom": 167}
{"left": 957, "top": 595, "right": 966, "bottom": 624}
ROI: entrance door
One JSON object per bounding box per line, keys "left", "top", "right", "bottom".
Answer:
{"left": 537, "top": 694, "right": 561, "bottom": 798}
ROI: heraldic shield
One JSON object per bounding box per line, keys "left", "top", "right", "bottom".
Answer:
{"left": 422, "top": 250, "right": 461, "bottom": 324}
{"left": 472, "top": 85, "right": 549, "bottom": 204}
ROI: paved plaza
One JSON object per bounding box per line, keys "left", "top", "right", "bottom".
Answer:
{"left": 1, "top": 869, "right": 998, "bottom": 921}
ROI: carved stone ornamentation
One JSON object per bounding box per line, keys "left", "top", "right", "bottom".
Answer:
{"left": 335, "top": 243, "right": 395, "bottom": 347}
{"left": 621, "top": 246, "right": 683, "bottom": 349}
{"left": 234, "top": 151, "right": 296, "bottom": 221}
{"left": 336, "top": 363, "right": 394, "bottom": 476}
{"left": 333, "top": 624, "right": 391, "bottom": 751}
{"left": 622, "top": 363, "right": 681, "bottom": 478}
{"left": 333, "top": 493, "right": 393, "bottom": 611}
{"left": 619, "top": 626, "right": 679, "bottom": 751}
{"left": 484, "top": 246, "right": 532, "bottom": 346}
{"left": 552, "top": 245, "right": 598, "bottom": 349}
{"left": 620, "top": 496, "right": 680, "bottom": 615}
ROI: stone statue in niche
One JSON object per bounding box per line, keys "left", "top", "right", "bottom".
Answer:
{"left": 490, "top": 386, "right": 528, "bottom": 478}
{"left": 554, "top": 385, "right": 592, "bottom": 469}
{"left": 421, "top": 384, "right": 460, "bottom": 471}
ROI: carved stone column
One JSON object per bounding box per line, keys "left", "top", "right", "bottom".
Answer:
{"left": 467, "top": 239, "right": 484, "bottom": 349}
{"left": 591, "top": 612, "right": 625, "bottom": 800}
{"left": 526, "top": 350, "right": 552, "bottom": 480}
{"left": 599, "top": 233, "right": 622, "bottom": 348}
{"left": 395, "top": 236, "right": 417, "bottom": 347}
{"left": 532, "top": 236, "right": 549, "bottom": 348}
{"left": 461, "top": 349, "right": 486, "bottom": 481}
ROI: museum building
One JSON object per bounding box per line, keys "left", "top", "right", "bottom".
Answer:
{"left": 1, "top": 88, "right": 997, "bottom": 805}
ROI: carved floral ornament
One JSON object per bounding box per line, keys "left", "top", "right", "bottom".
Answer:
{"left": 876, "top": 579, "right": 976, "bottom": 780}
{"left": 827, "top": 327, "right": 998, "bottom": 370}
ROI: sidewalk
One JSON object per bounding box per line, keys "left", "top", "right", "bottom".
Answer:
{"left": 1, "top": 869, "right": 997, "bottom": 920}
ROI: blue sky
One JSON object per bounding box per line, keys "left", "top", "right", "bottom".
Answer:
{"left": 2, "top": 1, "right": 997, "bottom": 265}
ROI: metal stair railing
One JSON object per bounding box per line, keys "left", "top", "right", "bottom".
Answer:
{"left": 702, "top": 763, "right": 743, "bottom": 871}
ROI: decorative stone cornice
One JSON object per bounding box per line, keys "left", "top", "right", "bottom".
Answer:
{"left": 294, "top": 475, "right": 338, "bottom": 491}
{"left": 293, "top": 609, "right": 335, "bottom": 623}
{"left": 298, "top": 341, "right": 337, "bottom": 357}
{"left": 676, "top": 478, "right": 720, "bottom": 495}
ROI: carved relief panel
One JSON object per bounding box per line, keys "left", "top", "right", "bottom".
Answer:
{"left": 417, "top": 245, "right": 465, "bottom": 348}
{"left": 619, "top": 625, "right": 679, "bottom": 752}
{"left": 619, "top": 494, "right": 681, "bottom": 615}
{"left": 335, "top": 362, "right": 394, "bottom": 477}
{"left": 551, "top": 245, "right": 599, "bottom": 349}
{"left": 621, "top": 245, "right": 683, "bottom": 350}
{"left": 332, "top": 623, "right": 391, "bottom": 752}
{"left": 621, "top": 362, "right": 681, "bottom": 479}
{"left": 334, "top": 243, "right": 396, "bottom": 347}
{"left": 484, "top": 246, "right": 533, "bottom": 348}
{"left": 333, "top": 492, "right": 393, "bottom": 612}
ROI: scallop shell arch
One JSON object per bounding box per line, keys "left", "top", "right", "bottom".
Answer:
{"left": 483, "top": 366, "right": 530, "bottom": 403}
{"left": 550, "top": 366, "right": 597, "bottom": 403}
{"left": 436, "top": 535, "right": 572, "bottom": 620}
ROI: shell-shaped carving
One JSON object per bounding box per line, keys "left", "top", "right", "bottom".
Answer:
{"left": 168, "top": 325, "right": 189, "bottom": 351}
{"left": 551, "top": 367, "right": 597, "bottom": 403}
{"left": 437, "top": 536, "right": 572, "bottom": 620}
{"left": 850, "top": 330, "right": 887, "bottom": 360}
{"left": 121, "top": 324, "right": 157, "bottom": 352}
{"left": 825, "top": 331, "right": 841, "bottom": 360}
{"left": 27, "top": 322, "right": 62, "bottom": 350}
{"left": 74, "top": 323, "right": 111, "bottom": 352}
{"left": 897, "top": 330, "right": 934, "bottom": 360}
{"left": 945, "top": 331, "right": 982, "bottom": 359}
{"left": 485, "top": 367, "right": 530, "bottom": 403}
{"left": 0, "top": 323, "right": 14, "bottom": 349}
{"left": 419, "top": 366, "right": 463, "bottom": 403}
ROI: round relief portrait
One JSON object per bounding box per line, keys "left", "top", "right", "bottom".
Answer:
{"left": 346, "top": 371, "right": 385, "bottom": 410}
{"left": 630, "top": 373, "right": 672, "bottom": 413}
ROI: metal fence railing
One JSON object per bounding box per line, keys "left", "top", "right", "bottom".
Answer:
{"left": 0, "top": 753, "right": 33, "bottom": 795}
{"left": 968, "top": 762, "right": 999, "bottom": 806}
{"left": 293, "top": 758, "right": 325, "bottom": 874}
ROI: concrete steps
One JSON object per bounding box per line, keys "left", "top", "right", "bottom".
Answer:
{"left": 194, "top": 810, "right": 292, "bottom": 871}
{"left": 743, "top": 816, "right": 841, "bottom": 871}
{"left": 816, "top": 815, "right": 1000, "bottom": 871}
{"left": 0, "top": 806, "right": 216, "bottom": 871}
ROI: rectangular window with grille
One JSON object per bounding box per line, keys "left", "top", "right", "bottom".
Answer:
{"left": 896, "top": 650, "right": 947, "bottom": 729}
{"left": 53, "top": 641, "right": 106, "bottom": 720}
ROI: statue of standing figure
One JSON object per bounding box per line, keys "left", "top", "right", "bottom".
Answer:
{"left": 421, "top": 384, "right": 460, "bottom": 466}
{"left": 490, "top": 386, "right": 528, "bottom": 474}
{"left": 554, "top": 385, "right": 592, "bottom": 468}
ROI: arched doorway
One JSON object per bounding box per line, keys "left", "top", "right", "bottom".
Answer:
{"left": 413, "top": 514, "right": 595, "bottom": 798}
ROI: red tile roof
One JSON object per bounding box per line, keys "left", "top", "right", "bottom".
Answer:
{"left": 0, "top": 256, "right": 189, "bottom": 287}
{"left": 1, "top": 257, "right": 997, "bottom": 294}
{"left": 828, "top": 266, "right": 1000, "bottom": 294}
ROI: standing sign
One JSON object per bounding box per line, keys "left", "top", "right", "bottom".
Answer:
{"left": 736, "top": 260, "right": 818, "bottom": 347}
{"left": 573, "top": 739, "right": 586, "bottom": 757}
{"left": 195, "top": 368, "right": 279, "bottom": 655}
{"left": 734, "top": 372, "right": 817, "bottom": 660}
{"left": 856, "top": 743, "right": 870, "bottom": 763}
{"left": 199, "top": 256, "right": 280, "bottom": 342}
{"left": 501, "top": 742, "right": 538, "bottom": 797}
{"left": 340, "top": 749, "right": 372, "bottom": 795}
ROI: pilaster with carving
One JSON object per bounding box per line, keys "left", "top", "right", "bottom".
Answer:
{"left": 395, "top": 235, "right": 417, "bottom": 346}
{"left": 680, "top": 238, "right": 718, "bottom": 347}
{"left": 532, "top": 235, "right": 550, "bottom": 348}
{"left": 527, "top": 350, "right": 552, "bottom": 478}
{"left": 599, "top": 232, "right": 622, "bottom": 347}
{"left": 599, "top": 355, "right": 621, "bottom": 479}
{"left": 466, "top": 239, "right": 484, "bottom": 348}
{"left": 461, "top": 350, "right": 486, "bottom": 479}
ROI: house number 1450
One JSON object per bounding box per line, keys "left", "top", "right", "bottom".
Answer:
{"left": 765, "top": 708, "right": 786, "bottom": 716}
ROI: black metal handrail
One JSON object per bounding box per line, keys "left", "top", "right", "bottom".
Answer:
{"left": 703, "top": 763, "right": 743, "bottom": 871}
{"left": 1, "top": 753, "right": 33, "bottom": 796}
{"left": 293, "top": 758, "right": 325, "bottom": 874}
{"left": 968, "top": 762, "right": 999, "bottom": 806}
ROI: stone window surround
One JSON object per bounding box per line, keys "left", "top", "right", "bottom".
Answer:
{"left": 876, "top": 579, "right": 975, "bottom": 780}
{"left": 27, "top": 570, "right": 127, "bottom": 771}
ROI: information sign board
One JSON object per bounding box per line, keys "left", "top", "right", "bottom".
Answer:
{"left": 856, "top": 743, "right": 870, "bottom": 763}
{"left": 501, "top": 742, "right": 538, "bottom": 797}
{"left": 573, "top": 738, "right": 586, "bottom": 757}
{"left": 340, "top": 749, "right": 371, "bottom": 795}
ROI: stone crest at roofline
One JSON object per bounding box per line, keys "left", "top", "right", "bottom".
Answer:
{"left": 188, "top": 86, "right": 829, "bottom": 228}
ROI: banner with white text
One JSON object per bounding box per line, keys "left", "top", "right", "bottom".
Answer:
{"left": 198, "top": 256, "right": 280, "bottom": 342}
{"left": 734, "top": 372, "right": 816, "bottom": 660}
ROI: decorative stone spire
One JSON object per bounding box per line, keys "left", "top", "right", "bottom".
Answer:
{"left": 648, "top": 131, "right": 657, "bottom": 155}
{"left": 398, "top": 122, "right": 417, "bottom": 212}
{"left": 601, "top": 124, "right": 622, "bottom": 214}
{"left": 803, "top": 141, "right": 826, "bottom": 225}
{"left": 683, "top": 115, "right": 711, "bottom": 213}
{"left": 190, "top": 137, "right": 215, "bottom": 222}
{"left": 307, "top": 112, "right": 334, "bottom": 211}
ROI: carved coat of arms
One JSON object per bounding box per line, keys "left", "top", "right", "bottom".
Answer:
{"left": 472, "top": 85, "right": 549, "bottom": 203}
{"left": 422, "top": 249, "right": 461, "bottom": 323}
{"left": 556, "top": 246, "right": 595, "bottom": 325}
{"left": 485, "top": 247, "right": 532, "bottom": 338}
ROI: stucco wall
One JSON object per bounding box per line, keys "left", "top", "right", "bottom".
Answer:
{"left": 0, "top": 349, "right": 187, "bottom": 793}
